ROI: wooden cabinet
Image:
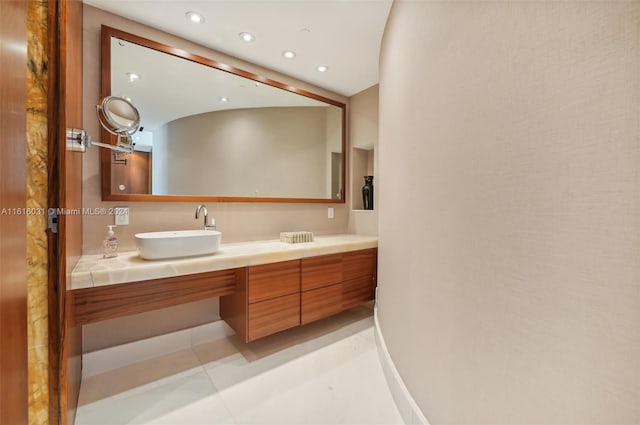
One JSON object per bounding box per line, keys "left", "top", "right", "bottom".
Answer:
{"left": 221, "top": 248, "right": 377, "bottom": 342}
{"left": 249, "top": 260, "right": 300, "bottom": 303}
{"left": 301, "top": 253, "right": 343, "bottom": 291}
{"left": 248, "top": 260, "right": 300, "bottom": 340}
{"left": 71, "top": 247, "right": 377, "bottom": 343}
{"left": 301, "top": 283, "right": 343, "bottom": 325}
{"left": 249, "top": 293, "right": 300, "bottom": 341}
{"left": 301, "top": 253, "right": 343, "bottom": 325}
{"left": 342, "top": 248, "right": 377, "bottom": 309}
{"left": 221, "top": 259, "right": 301, "bottom": 343}
{"left": 73, "top": 268, "right": 243, "bottom": 325}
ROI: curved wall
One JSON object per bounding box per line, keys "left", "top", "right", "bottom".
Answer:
{"left": 153, "top": 107, "right": 329, "bottom": 198}
{"left": 377, "top": 1, "right": 640, "bottom": 423}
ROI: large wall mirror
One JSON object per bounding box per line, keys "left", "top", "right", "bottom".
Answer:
{"left": 100, "top": 26, "right": 346, "bottom": 203}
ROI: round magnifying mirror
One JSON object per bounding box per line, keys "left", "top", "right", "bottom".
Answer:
{"left": 100, "top": 96, "right": 140, "bottom": 135}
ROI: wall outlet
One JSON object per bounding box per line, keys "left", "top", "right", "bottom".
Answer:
{"left": 114, "top": 206, "right": 129, "bottom": 226}
{"left": 328, "top": 207, "right": 334, "bottom": 219}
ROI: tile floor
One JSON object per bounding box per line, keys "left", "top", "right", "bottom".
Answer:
{"left": 75, "top": 306, "right": 404, "bottom": 425}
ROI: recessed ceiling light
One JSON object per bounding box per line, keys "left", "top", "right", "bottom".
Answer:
{"left": 185, "top": 11, "right": 204, "bottom": 24}
{"left": 219, "top": 97, "right": 229, "bottom": 102}
{"left": 282, "top": 50, "right": 296, "bottom": 59}
{"left": 316, "top": 65, "right": 329, "bottom": 72}
{"left": 126, "top": 72, "right": 140, "bottom": 82}
{"left": 255, "top": 82, "right": 261, "bottom": 87}
{"left": 239, "top": 32, "right": 255, "bottom": 42}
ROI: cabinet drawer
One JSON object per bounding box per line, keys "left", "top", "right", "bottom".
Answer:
{"left": 248, "top": 260, "right": 300, "bottom": 303}
{"left": 342, "top": 277, "right": 375, "bottom": 310}
{"left": 301, "top": 283, "right": 343, "bottom": 325}
{"left": 343, "top": 248, "right": 377, "bottom": 281}
{"left": 301, "top": 253, "right": 343, "bottom": 291}
{"left": 248, "top": 293, "right": 300, "bottom": 341}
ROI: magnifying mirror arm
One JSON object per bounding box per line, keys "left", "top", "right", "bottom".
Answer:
{"left": 66, "top": 128, "right": 134, "bottom": 154}
{"left": 91, "top": 139, "right": 135, "bottom": 154}
{"left": 66, "top": 96, "right": 141, "bottom": 154}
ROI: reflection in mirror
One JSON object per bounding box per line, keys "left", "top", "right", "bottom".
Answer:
{"left": 102, "top": 27, "right": 345, "bottom": 202}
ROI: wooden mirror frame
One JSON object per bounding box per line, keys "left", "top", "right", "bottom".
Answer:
{"left": 100, "top": 26, "right": 347, "bottom": 203}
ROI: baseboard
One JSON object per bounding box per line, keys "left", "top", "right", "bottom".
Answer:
{"left": 374, "top": 305, "right": 430, "bottom": 425}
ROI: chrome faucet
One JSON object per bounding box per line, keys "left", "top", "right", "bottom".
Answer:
{"left": 195, "top": 204, "right": 216, "bottom": 230}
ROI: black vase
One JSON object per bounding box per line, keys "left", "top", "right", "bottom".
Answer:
{"left": 362, "top": 176, "right": 374, "bottom": 210}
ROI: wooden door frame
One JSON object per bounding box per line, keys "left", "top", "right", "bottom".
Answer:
{"left": 47, "top": 0, "right": 62, "bottom": 423}
{"left": 48, "top": 1, "right": 84, "bottom": 424}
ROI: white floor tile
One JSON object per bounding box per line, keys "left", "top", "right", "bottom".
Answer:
{"left": 214, "top": 326, "right": 402, "bottom": 425}
{"left": 76, "top": 369, "right": 232, "bottom": 425}
{"left": 78, "top": 349, "right": 203, "bottom": 407}
{"left": 200, "top": 338, "right": 309, "bottom": 393}
{"left": 148, "top": 394, "right": 237, "bottom": 425}
{"left": 75, "top": 309, "right": 403, "bottom": 425}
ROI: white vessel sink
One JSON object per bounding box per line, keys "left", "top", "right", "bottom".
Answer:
{"left": 135, "top": 230, "right": 221, "bottom": 260}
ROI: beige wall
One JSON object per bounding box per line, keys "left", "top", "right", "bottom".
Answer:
{"left": 81, "top": 5, "right": 349, "bottom": 349}
{"left": 378, "top": 1, "right": 640, "bottom": 424}
{"left": 348, "top": 84, "right": 378, "bottom": 236}
{"left": 153, "top": 107, "right": 329, "bottom": 198}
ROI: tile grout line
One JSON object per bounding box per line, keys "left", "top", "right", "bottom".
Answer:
{"left": 189, "top": 327, "right": 240, "bottom": 424}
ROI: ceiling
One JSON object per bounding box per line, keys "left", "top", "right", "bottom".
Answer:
{"left": 83, "top": 0, "right": 393, "bottom": 97}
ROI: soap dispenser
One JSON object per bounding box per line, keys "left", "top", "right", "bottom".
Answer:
{"left": 103, "top": 225, "right": 118, "bottom": 258}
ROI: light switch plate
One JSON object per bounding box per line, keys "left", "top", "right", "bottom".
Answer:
{"left": 114, "top": 206, "right": 129, "bottom": 225}
{"left": 328, "top": 207, "right": 334, "bottom": 219}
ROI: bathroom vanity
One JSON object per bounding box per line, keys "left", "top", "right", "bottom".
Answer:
{"left": 70, "top": 235, "right": 377, "bottom": 342}
{"left": 221, "top": 248, "right": 376, "bottom": 342}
